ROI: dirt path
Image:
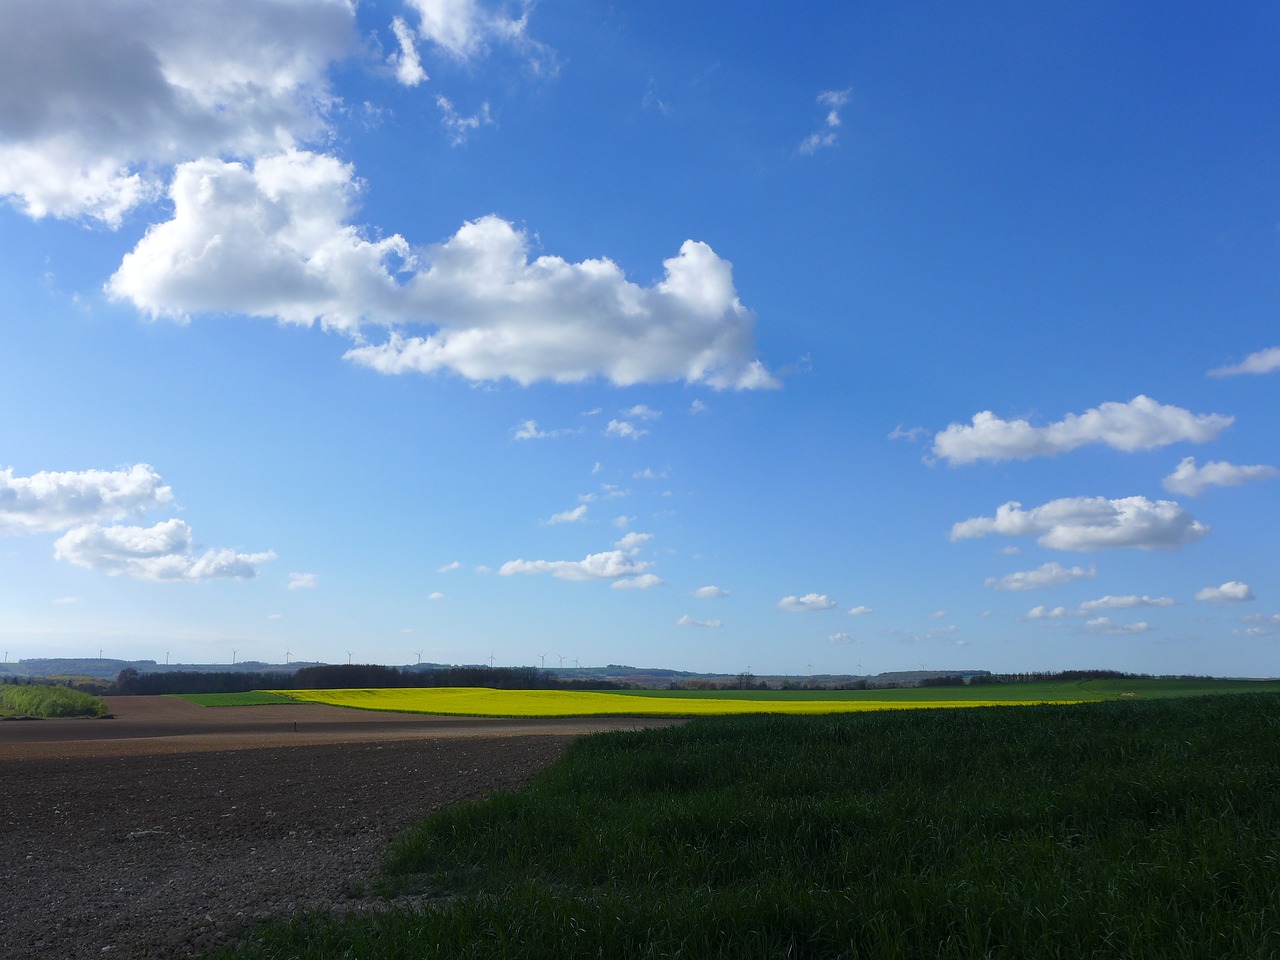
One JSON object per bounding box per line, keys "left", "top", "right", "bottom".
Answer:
{"left": 0, "top": 697, "right": 677, "bottom": 959}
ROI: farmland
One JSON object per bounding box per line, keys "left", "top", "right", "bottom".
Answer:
{"left": 0, "top": 682, "right": 108, "bottom": 718}
{"left": 216, "top": 692, "right": 1280, "bottom": 960}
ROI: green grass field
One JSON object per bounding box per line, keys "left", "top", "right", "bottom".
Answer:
{"left": 212, "top": 693, "right": 1280, "bottom": 960}
{"left": 172, "top": 691, "right": 301, "bottom": 707}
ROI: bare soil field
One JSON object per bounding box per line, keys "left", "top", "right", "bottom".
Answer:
{"left": 0, "top": 696, "right": 677, "bottom": 959}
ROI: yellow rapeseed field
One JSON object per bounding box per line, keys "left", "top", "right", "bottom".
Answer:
{"left": 275, "top": 687, "right": 1069, "bottom": 717}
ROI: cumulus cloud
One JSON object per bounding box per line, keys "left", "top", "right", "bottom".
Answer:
{"left": 625, "top": 405, "right": 662, "bottom": 420}
{"left": 828, "top": 632, "right": 855, "bottom": 644}
{"left": 427, "top": 591, "right": 447, "bottom": 600}
{"left": 437, "top": 560, "right": 463, "bottom": 573}
{"left": 1209, "top": 346, "right": 1280, "bottom": 377}
{"left": 1195, "top": 581, "right": 1254, "bottom": 603}
{"left": 847, "top": 605, "right": 873, "bottom": 615}
{"left": 612, "top": 574, "right": 663, "bottom": 589}
{"left": 605, "top": 420, "right": 647, "bottom": 439}
{"left": 676, "top": 614, "right": 722, "bottom": 628}
{"left": 1162, "top": 457, "right": 1277, "bottom": 497}
{"left": 951, "top": 496, "right": 1209, "bottom": 551}
{"left": 777, "top": 593, "right": 838, "bottom": 612}
{"left": 984, "top": 562, "right": 1096, "bottom": 591}
{"left": 694, "top": 585, "right": 729, "bottom": 599}
{"left": 54, "top": 520, "right": 274, "bottom": 581}
{"left": 799, "top": 88, "right": 850, "bottom": 155}
{"left": 933, "top": 396, "right": 1232, "bottom": 465}
{"left": 1025, "top": 605, "right": 1072, "bottom": 620}
{"left": 614, "top": 531, "right": 652, "bottom": 553}
{"left": 498, "top": 550, "right": 649, "bottom": 581}
{"left": 287, "top": 572, "right": 318, "bottom": 589}
{"left": 0, "top": 0, "right": 356, "bottom": 225}
{"left": 402, "top": 0, "right": 551, "bottom": 66}
{"left": 0, "top": 464, "right": 173, "bottom": 534}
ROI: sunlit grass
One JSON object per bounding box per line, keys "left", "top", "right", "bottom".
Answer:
{"left": 173, "top": 691, "right": 300, "bottom": 707}
{"left": 272, "top": 686, "right": 1079, "bottom": 717}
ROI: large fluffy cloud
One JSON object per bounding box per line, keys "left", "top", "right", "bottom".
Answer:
{"left": 951, "top": 496, "right": 1209, "bottom": 551}
{"left": 0, "top": 0, "right": 356, "bottom": 225}
{"left": 1162, "top": 457, "right": 1277, "bottom": 497}
{"left": 0, "top": 464, "right": 172, "bottom": 534}
{"left": 109, "top": 154, "right": 775, "bottom": 388}
{"left": 933, "top": 396, "right": 1232, "bottom": 465}
{"left": 53, "top": 519, "right": 275, "bottom": 580}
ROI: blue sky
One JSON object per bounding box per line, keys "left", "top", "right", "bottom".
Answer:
{"left": 2, "top": 1, "right": 1278, "bottom": 676}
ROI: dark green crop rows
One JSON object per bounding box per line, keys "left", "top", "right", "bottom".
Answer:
{"left": 217, "top": 695, "right": 1280, "bottom": 959}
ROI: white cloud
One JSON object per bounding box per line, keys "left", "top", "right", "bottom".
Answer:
{"left": 402, "top": 0, "right": 551, "bottom": 67}
{"left": 267, "top": 613, "right": 283, "bottom": 620}
{"left": 927, "top": 610, "right": 947, "bottom": 619}
{"left": 799, "top": 88, "right": 850, "bottom": 155}
{"left": 545, "top": 504, "right": 588, "bottom": 525}
{"left": 951, "top": 496, "right": 1209, "bottom": 551}
{"left": 1195, "top": 581, "right": 1254, "bottom": 603}
{"left": 1162, "top": 457, "right": 1277, "bottom": 497}
{"left": 1084, "top": 617, "right": 1153, "bottom": 635}
{"left": 427, "top": 591, "right": 447, "bottom": 600}
{"left": 777, "top": 593, "right": 838, "bottom": 612}
{"left": 1078, "top": 595, "right": 1176, "bottom": 612}
{"left": 613, "top": 514, "right": 634, "bottom": 529}
{"left": 690, "top": 400, "right": 708, "bottom": 414}
{"left": 612, "top": 574, "right": 663, "bottom": 590}
{"left": 389, "top": 16, "right": 428, "bottom": 86}
{"left": 633, "top": 467, "right": 668, "bottom": 480}
{"left": 694, "top": 585, "right": 730, "bottom": 599}
{"left": 0, "top": 464, "right": 173, "bottom": 534}
{"left": 1209, "top": 346, "right": 1280, "bottom": 377}
{"left": 933, "top": 396, "right": 1232, "bottom": 465}
{"left": 888, "top": 424, "right": 928, "bottom": 442}
{"left": 53, "top": 596, "right": 79, "bottom": 605}
{"left": 847, "top": 605, "right": 873, "bottom": 615}
{"left": 53, "top": 519, "right": 274, "bottom": 581}
{"left": 984, "top": 562, "right": 1096, "bottom": 591}
{"left": 1025, "top": 605, "right": 1071, "bottom": 620}
{"left": 435, "top": 95, "right": 493, "bottom": 146}
{"left": 0, "top": 0, "right": 356, "bottom": 225}
{"left": 828, "top": 632, "right": 855, "bottom": 644}
{"left": 498, "top": 550, "right": 649, "bottom": 581}
{"left": 625, "top": 405, "right": 662, "bottom": 420}
{"left": 287, "top": 571, "right": 318, "bottom": 590}
{"left": 437, "top": 560, "right": 463, "bottom": 573}
{"left": 605, "top": 420, "right": 647, "bottom": 439}
{"left": 676, "top": 614, "right": 722, "bottom": 628}
{"left": 614, "top": 531, "right": 652, "bottom": 553}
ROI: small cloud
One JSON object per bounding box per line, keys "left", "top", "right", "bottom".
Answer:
{"left": 985, "top": 562, "right": 1097, "bottom": 592}
{"left": 677, "top": 614, "right": 723, "bottom": 628}
{"left": 287, "top": 572, "right": 317, "bottom": 590}
{"left": 828, "top": 632, "right": 856, "bottom": 644}
{"left": 778, "top": 593, "right": 838, "bottom": 612}
{"left": 633, "top": 467, "right": 668, "bottom": 480}
{"left": 613, "top": 574, "right": 664, "bottom": 589}
{"left": 799, "top": 88, "right": 850, "bottom": 155}
{"left": 1084, "top": 616, "right": 1153, "bottom": 635}
{"left": 388, "top": 15, "right": 427, "bottom": 86}
{"left": 1162, "top": 457, "right": 1277, "bottom": 497}
{"left": 888, "top": 424, "right": 927, "bottom": 442}
{"left": 267, "top": 613, "right": 284, "bottom": 621}
{"left": 545, "top": 504, "right": 588, "bottom": 525}
{"left": 606, "top": 419, "right": 647, "bottom": 439}
{"left": 474, "top": 564, "right": 493, "bottom": 574}
{"left": 437, "top": 561, "right": 463, "bottom": 573}
{"left": 694, "top": 585, "right": 730, "bottom": 599}
{"left": 1078, "top": 595, "right": 1176, "bottom": 612}
{"left": 53, "top": 596, "right": 79, "bottom": 605}
{"left": 1195, "top": 581, "right": 1255, "bottom": 603}
{"left": 436, "top": 94, "right": 493, "bottom": 146}
{"left": 1025, "top": 605, "right": 1072, "bottom": 620}
{"left": 1208, "top": 346, "right": 1280, "bottom": 377}
{"left": 690, "top": 400, "right": 708, "bottom": 415}
{"left": 613, "top": 515, "right": 634, "bottom": 529}
{"left": 624, "top": 404, "right": 662, "bottom": 420}
{"left": 514, "top": 420, "right": 577, "bottom": 441}
{"left": 847, "top": 605, "right": 873, "bottom": 616}
{"left": 427, "top": 592, "right": 447, "bottom": 601}
{"left": 615, "top": 531, "right": 653, "bottom": 553}
{"left": 927, "top": 610, "right": 947, "bottom": 619}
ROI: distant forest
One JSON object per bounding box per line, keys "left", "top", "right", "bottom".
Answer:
{"left": 110, "top": 663, "right": 630, "bottom": 695}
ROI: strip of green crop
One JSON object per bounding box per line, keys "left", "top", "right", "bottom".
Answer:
{"left": 172, "top": 691, "right": 300, "bottom": 707}
{"left": 0, "top": 683, "right": 108, "bottom": 718}
{"left": 213, "top": 694, "right": 1280, "bottom": 960}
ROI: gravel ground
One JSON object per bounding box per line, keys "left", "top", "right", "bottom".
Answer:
{"left": 0, "top": 697, "right": 675, "bottom": 959}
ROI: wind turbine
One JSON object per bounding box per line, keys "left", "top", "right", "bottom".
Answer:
{"left": 558, "top": 654, "right": 566, "bottom": 668}
{"left": 539, "top": 654, "right": 546, "bottom": 669}
{"left": 415, "top": 651, "right": 423, "bottom": 665}
{"left": 488, "top": 652, "right": 496, "bottom": 668}
{"left": 347, "top": 651, "right": 353, "bottom": 665}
